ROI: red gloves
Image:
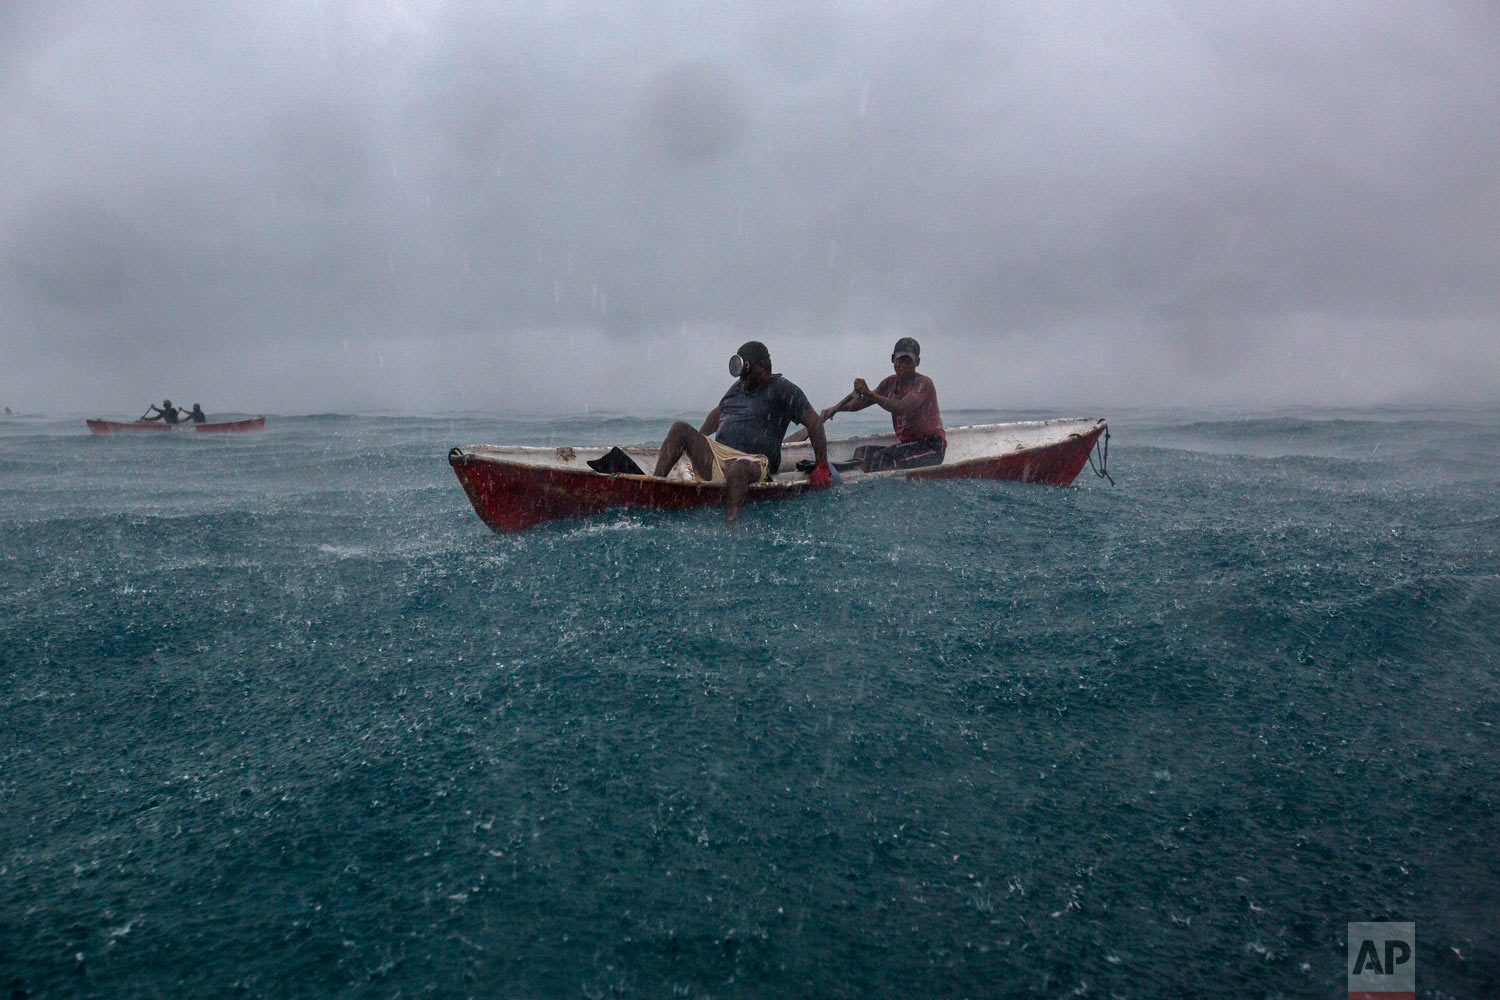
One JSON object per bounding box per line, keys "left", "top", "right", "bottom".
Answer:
{"left": 808, "top": 461, "right": 832, "bottom": 489}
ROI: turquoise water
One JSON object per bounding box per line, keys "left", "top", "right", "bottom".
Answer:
{"left": 2, "top": 409, "right": 1497, "bottom": 998}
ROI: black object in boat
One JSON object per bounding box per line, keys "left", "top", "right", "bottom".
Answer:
{"left": 587, "top": 446, "right": 645, "bottom": 476}
{"left": 797, "top": 458, "right": 860, "bottom": 473}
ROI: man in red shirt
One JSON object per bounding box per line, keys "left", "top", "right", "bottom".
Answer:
{"left": 818, "top": 337, "right": 946, "bottom": 472}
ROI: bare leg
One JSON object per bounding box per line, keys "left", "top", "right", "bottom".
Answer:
{"left": 723, "top": 459, "right": 761, "bottom": 523}
{"left": 653, "top": 421, "right": 716, "bottom": 479}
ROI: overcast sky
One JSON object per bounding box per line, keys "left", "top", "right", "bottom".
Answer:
{"left": 2, "top": 1, "right": 1497, "bottom": 415}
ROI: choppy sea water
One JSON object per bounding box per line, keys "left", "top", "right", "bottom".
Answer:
{"left": 1, "top": 408, "right": 1497, "bottom": 999}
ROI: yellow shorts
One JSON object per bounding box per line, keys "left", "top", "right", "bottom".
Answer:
{"left": 702, "top": 437, "right": 771, "bottom": 484}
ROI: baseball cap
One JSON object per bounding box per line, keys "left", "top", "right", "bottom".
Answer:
{"left": 892, "top": 337, "right": 920, "bottom": 360}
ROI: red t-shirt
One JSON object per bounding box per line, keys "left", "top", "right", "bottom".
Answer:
{"left": 876, "top": 373, "right": 945, "bottom": 444}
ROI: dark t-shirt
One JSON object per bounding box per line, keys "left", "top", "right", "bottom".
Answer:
{"left": 715, "top": 374, "right": 812, "bottom": 474}
{"left": 875, "top": 373, "right": 944, "bottom": 443}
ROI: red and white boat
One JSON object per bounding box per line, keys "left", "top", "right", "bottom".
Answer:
{"left": 86, "top": 417, "right": 266, "bottom": 434}
{"left": 450, "top": 417, "right": 1109, "bottom": 533}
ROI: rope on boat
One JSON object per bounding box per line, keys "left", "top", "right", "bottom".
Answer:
{"left": 1087, "top": 426, "right": 1114, "bottom": 486}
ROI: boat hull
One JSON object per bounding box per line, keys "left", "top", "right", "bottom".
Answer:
{"left": 450, "top": 418, "right": 1107, "bottom": 533}
{"left": 86, "top": 417, "right": 266, "bottom": 434}
{"left": 448, "top": 453, "right": 807, "bottom": 533}
{"left": 902, "top": 434, "right": 1101, "bottom": 485}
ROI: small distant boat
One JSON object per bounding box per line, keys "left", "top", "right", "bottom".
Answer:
{"left": 450, "top": 417, "right": 1109, "bottom": 533}
{"left": 86, "top": 417, "right": 266, "bottom": 434}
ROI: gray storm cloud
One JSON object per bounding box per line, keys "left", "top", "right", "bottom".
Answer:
{"left": 1, "top": 1, "right": 1497, "bottom": 413}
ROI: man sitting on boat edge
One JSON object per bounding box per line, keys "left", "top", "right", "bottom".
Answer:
{"left": 807, "top": 336, "right": 946, "bottom": 472}
{"left": 651, "top": 340, "right": 832, "bottom": 522}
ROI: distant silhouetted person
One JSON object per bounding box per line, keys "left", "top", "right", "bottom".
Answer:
{"left": 143, "top": 399, "right": 181, "bottom": 424}
{"left": 186, "top": 403, "right": 207, "bottom": 424}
